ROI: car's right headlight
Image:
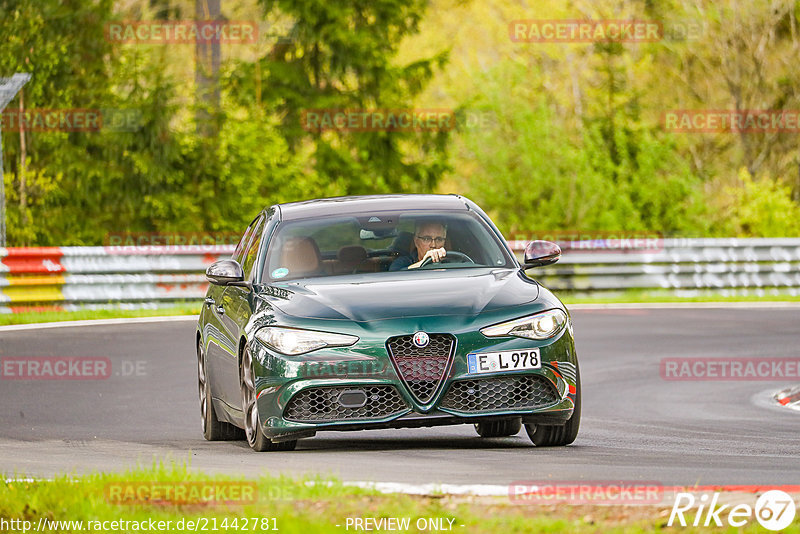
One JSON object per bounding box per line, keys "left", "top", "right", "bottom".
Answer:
{"left": 480, "top": 309, "right": 567, "bottom": 340}
{"left": 254, "top": 326, "right": 358, "bottom": 356}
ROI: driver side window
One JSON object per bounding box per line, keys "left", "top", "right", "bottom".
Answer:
{"left": 242, "top": 215, "right": 266, "bottom": 280}
{"left": 233, "top": 217, "right": 259, "bottom": 264}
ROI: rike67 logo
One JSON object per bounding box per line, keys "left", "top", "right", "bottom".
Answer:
{"left": 669, "top": 490, "right": 796, "bottom": 531}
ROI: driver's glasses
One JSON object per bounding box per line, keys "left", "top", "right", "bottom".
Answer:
{"left": 416, "top": 235, "right": 446, "bottom": 246}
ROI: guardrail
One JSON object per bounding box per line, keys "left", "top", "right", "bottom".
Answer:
{"left": 0, "top": 246, "right": 233, "bottom": 313}
{"left": 1, "top": 238, "right": 799, "bottom": 312}
{"left": 508, "top": 238, "right": 800, "bottom": 294}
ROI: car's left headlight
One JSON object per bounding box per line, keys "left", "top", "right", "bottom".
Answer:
{"left": 254, "top": 326, "right": 359, "bottom": 356}
{"left": 480, "top": 309, "right": 567, "bottom": 340}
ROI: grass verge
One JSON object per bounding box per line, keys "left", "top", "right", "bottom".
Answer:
{"left": 1, "top": 465, "right": 798, "bottom": 533}
{"left": 561, "top": 289, "right": 800, "bottom": 305}
{"left": 0, "top": 305, "right": 199, "bottom": 326}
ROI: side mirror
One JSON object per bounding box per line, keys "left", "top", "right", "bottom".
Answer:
{"left": 206, "top": 259, "right": 247, "bottom": 286}
{"left": 523, "top": 240, "right": 561, "bottom": 268}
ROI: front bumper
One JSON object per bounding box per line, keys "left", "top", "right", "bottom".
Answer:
{"left": 249, "top": 320, "right": 578, "bottom": 442}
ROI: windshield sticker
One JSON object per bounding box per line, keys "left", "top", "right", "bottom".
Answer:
{"left": 272, "top": 267, "right": 289, "bottom": 279}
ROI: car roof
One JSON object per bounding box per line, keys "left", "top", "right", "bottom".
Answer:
{"left": 275, "top": 194, "right": 470, "bottom": 221}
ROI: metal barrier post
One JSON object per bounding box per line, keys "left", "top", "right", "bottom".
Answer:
{"left": 0, "top": 73, "right": 32, "bottom": 246}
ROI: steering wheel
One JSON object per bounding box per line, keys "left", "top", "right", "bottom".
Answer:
{"left": 418, "top": 251, "right": 475, "bottom": 268}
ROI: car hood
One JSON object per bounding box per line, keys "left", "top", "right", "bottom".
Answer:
{"left": 260, "top": 268, "right": 539, "bottom": 321}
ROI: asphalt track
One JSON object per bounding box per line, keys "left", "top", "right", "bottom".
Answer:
{"left": 1, "top": 307, "right": 799, "bottom": 487}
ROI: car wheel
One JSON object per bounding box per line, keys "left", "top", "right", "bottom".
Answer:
{"left": 525, "top": 364, "right": 581, "bottom": 447}
{"left": 474, "top": 418, "right": 522, "bottom": 437}
{"left": 240, "top": 345, "right": 297, "bottom": 452}
{"left": 198, "top": 339, "right": 242, "bottom": 441}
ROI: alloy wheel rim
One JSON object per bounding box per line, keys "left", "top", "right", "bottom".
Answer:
{"left": 241, "top": 348, "right": 258, "bottom": 446}
{"left": 197, "top": 343, "right": 207, "bottom": 432}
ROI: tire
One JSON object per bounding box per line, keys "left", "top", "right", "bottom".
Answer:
{"left": 198, "top": 339, "right": 243, "bottom": 441}
{"left": 525, "top": 364, "right": 581, "bottom": 447}
{"left": 474, "top": 418, "right": 522, "bottom": 437}
{"left": 241, "top": 345, "right": 297, "bottom": 452}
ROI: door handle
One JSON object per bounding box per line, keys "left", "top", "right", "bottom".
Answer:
{"left": 204, "top": 297, "right": 215, "bottom": 307}
{"left": 215, "top": 305, "right": 225, "bottom": 315}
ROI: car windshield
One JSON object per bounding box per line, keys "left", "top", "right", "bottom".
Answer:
{"left": 263, "top": 210, "right": 515, "bottom": 282}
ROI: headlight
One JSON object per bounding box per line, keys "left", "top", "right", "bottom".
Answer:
{"left": 254, "top": 327, "right": 358, "bottom": 356}
{"left": 480, "top": 309, "right": 567, "bottom": 340}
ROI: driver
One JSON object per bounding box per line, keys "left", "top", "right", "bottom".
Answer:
{"left": 389, "top": 221, "right": 447, "bottom": 271}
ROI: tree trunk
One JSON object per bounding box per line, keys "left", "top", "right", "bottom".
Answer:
{"left": 19, "top": 88, "right": 27, "bottom": 227}
{"left": 195, "top": 0, "right": 221, "bottom": 137}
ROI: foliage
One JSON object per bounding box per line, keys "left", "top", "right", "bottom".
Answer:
{"left": 233, "top": 0, "right": 451, "bottom": 195}
{"left": 715, "top": 168, "right": 800, "bottom": 237}
{"left": 451, "top": 61, "right": 706, "bottom": 237}
{"left": 1, "top": 0, "right": 799, "bottom": 245}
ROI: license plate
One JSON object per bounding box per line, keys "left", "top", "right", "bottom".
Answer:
{"left": 467, "top": 349, "right": 541, "bottom": 374}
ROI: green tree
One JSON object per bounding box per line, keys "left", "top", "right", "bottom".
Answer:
{"left": 0, "top": 0, "right": 308, "bottom": 244}
{"left": 714, "top": 168, "right": 800, "bottom": 236}
{"left": 453, "top": 60, "right": 705, "bottom": 237}
{"left": 233, "top": 0, "right": 450, "bottom": 194}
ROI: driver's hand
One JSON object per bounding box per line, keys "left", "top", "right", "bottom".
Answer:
{"left": 422, "top": 247, "right": 446, "bottom": 263}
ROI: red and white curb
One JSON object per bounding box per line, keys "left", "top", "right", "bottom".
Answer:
{"left": 775, "top": 386, "right": 800, "bottom": 411}
{"left": 7, "top": 478, "right": 800, "bottom": 505}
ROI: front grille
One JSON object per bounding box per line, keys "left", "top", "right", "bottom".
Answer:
{"left": 386, "top": 334, "right": 455, "bottom": 403}
{"left": 284, "top": 385, "right": 407, "bottom": 423}
{"left": 439, "top": 375, "right": 558, "bottom": 413}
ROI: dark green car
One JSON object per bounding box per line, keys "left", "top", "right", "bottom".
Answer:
{"left": 196, "top": 194, "right": 580, "bottom": 451}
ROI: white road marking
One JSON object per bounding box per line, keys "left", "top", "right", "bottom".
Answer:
{"left": 306, "top": 480, "right": 509, "bottom": 495}
{"left": 569, "top": 302, "right": 800, "bottom": 310}
{"left": 0, "top": 315, "right": 197, "bottom": 332}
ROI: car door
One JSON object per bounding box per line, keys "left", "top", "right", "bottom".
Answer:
{"left": 217, "top": 213, "right": 268, "bottom": 407}
{"left": 205, "top": 216, "right": 260, "bottom": 412}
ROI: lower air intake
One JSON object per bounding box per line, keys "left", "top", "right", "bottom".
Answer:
{"left": 284, "top": 385, "right": 408, "bottom": 423}
{"left": 439, "top": 375, "right": 558, "bottom": 413}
